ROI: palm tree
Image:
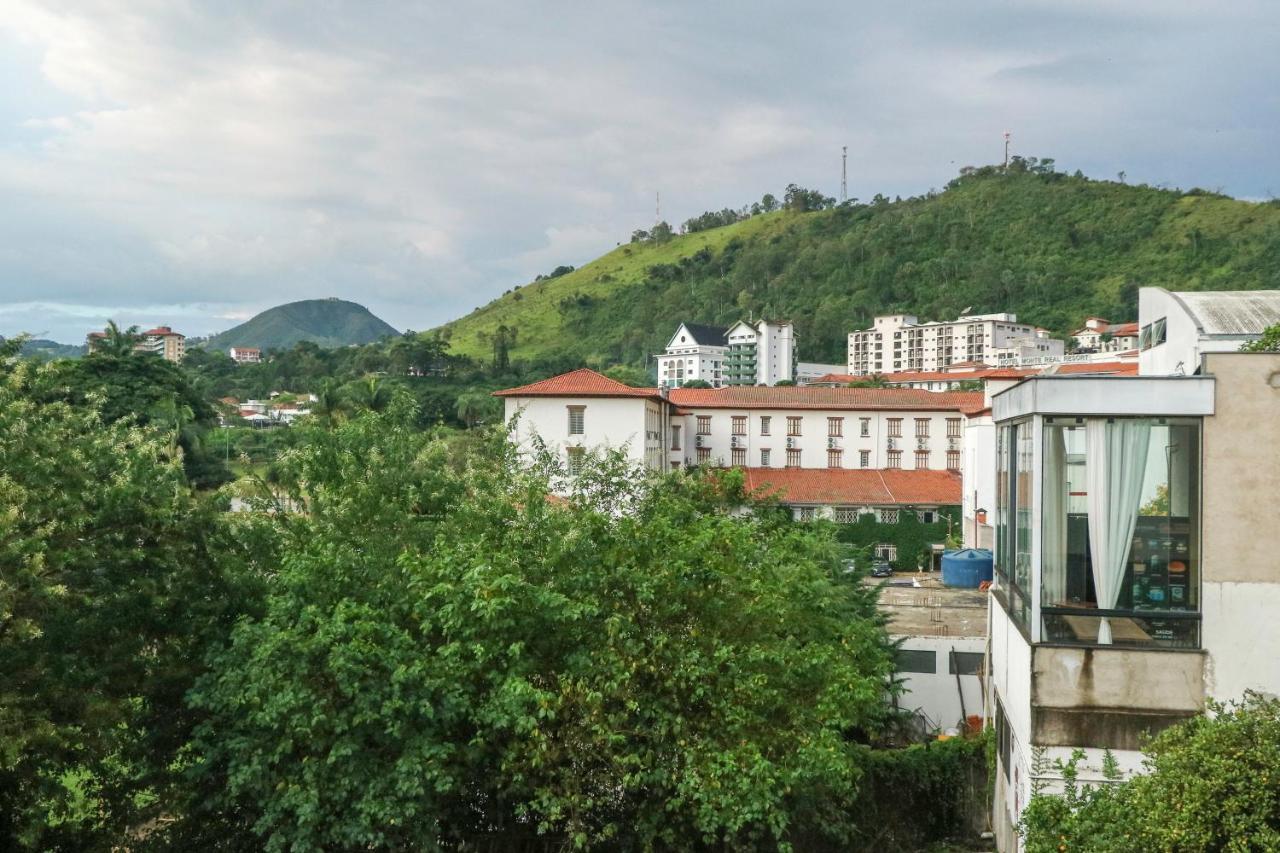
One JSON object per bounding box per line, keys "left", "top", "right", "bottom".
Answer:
{"left": 348, "top": 377, "right": 393, "bottom": 413}
{"left": 455, "top": 390, "right": 498, "bottom": 428}
{"left": 97, "top": 320, "right": 142, "bottom": 357}
{"left": 309, "top": 380, "right": 347, "bottom": 428}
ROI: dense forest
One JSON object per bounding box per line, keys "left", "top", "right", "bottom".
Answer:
{"left": 438, "top": 162, "right": 1280, "bottom": 367}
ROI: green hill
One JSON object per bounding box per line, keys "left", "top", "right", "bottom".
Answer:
{"left": 204, "top": 298, "right": 399, "bottom": 352}
{"left": 437, "top": 168, "right": 1280, "bottom": 366}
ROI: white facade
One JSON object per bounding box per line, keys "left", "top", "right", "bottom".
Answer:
{"left": 229, "top": 346, "right": 262, "bottom": 364}
{"left": 502, "top": 395, "right": 670, "bottom": 475}
{"left": 847, "top": 312, "right": 1063, "bottom": 375}
{"left": 671, "top": 406, "right": 967, "bottom": 472}
{"left": 1071, "top": 318, "right": 1139, "bottom": 354}
{"left": 895, "top": 636, "right": 986, "bottom": 733}
{"left": 725, "top": 319, "right": 796, "bottom": 385}
{"left": 656, "top": 323, "right": 727, "bottom": 388}
{"left": 986, "top": 360, "right": 1280, "bottom": 848}
{"left": 1138, "top": 286, "right": 1280, "bottom": 376}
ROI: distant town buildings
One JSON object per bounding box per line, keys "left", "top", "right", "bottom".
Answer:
{"left": 137, "top": 326, "right": 186, "bottom": 362}
{"left": 86, "top": 324, "right": 186, "bottom": 362}
{"left": 1069, "top": 316, "right": 1139, "bottom": 353}
{"left": 846, "top": 312, "right": 1063, "bottom": 375}
{"left": 229, "top": 346, "right": 262, "bottom": 364}
{"left": 657, "top": 319, "right": 797, "bottom": 388}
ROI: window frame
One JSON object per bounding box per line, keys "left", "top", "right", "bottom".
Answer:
{"left": 567, "top": 405, "right": 586, "bottom": 436}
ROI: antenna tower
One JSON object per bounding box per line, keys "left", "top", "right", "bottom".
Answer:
{"left": 1003, "top": 131, "right": 1011, "bottom": 168}
{"left": 841, "top": 146, "right": 848, "bottom": 202}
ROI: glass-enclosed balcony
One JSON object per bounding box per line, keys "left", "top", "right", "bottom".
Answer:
{"left": 992, "top": 376, "right": 1215, "bottom": 650}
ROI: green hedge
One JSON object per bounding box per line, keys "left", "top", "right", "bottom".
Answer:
{"left": 834, "top": 506, "right": 961, "bottom": 570}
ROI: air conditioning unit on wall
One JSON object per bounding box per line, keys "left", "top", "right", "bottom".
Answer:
{"left": 827, "top": 437, "right": 839, "bottom": 449}
{"left": 695, "top": 435, "right": 705, "bottom": 448}
{"left": 731, "top": 436, "right": 742, "bottom": 449}
{"left": 786, "top": 437, "right": 797, "bottom": 449}
{"left": 886, "top": 438, "right": 897, "bottom": 450}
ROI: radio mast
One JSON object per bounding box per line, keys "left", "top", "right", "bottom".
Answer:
{"left": 840, "top": 146, "right": 848, "bottom": 202}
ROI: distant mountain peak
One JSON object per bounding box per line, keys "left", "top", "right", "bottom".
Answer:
{"left": 203, "top": 299, "right": 398, "bottom": 351}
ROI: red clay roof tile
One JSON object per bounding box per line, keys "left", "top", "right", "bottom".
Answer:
{"left": 493, "top": 368, "right": 663, "bottom": 399}
{"left": 668, "top": 385, "right": 985, "bottom": 413}
{"left": 741, "top": 467, "right": 961, "bottom": 506}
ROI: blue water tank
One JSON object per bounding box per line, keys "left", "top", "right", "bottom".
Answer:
{"left": 941, "top": 548, "right": 994, "bottom": 588}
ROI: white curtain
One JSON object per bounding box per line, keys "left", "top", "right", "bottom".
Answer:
{"left": 1042, "top": 428, "right": 1069, "bottom": 605}
{"left": 1086, "top": 419, "right": 1151, "bottom": 644}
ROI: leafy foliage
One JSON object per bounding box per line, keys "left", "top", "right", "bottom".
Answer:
{"left": 182, "top": 419, "right": 899, "bottom": 850}
{"left": 1241, "top": 322, "right": 1280, "bottom": 352}
{"left": 1020, "top": 693, "right": 1280, "bottom": 852}
{"left": 0, "top": 358, "right": 264, "bottom": 849}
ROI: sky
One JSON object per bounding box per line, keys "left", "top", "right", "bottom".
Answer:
{"left": 1, "top": 1, "right": 1278, "bottom": 343}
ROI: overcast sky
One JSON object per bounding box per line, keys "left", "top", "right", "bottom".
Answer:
{"left": 2, "top": 1, "right": 1278, "bottom": 342}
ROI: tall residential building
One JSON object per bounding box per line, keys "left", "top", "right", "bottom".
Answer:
{"left": 137, "top": 326, "right": 186, "bottom": 362}
{"left": 847, "top": 313, "right": 1064, "bottom": 375}
{"left": 724, "top": 319, "right": 796, "bottom": 385}
{"left": 656, "top": 323, "right": 728, "bottom": 388}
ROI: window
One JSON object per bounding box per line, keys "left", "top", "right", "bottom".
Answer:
{"left": 833, "top": 506, "right": 859, "bottom": 524}
{"left": 860, "top": 417, "right": 871, "bottom": 437}
{"left": 827, "top": 449, "right": 843, "bottom": 468}
{"left": 947, "top": 449, "right": 961, "bottom": 470}
{"left": 878, "top": 509, "right": 899, "bottom": 524}
{"left": 671, "top": 424, "right": 681, "bottom": 451}
{"left": 875, "top": 543, "right": 897, "bottom": 561}
{"left": 787, "top": 416, "right": 802, "bottom": 436}
{"left": 732, "top": 415, "right": 747, "bottom": 436}
{"left": 786, "top": 449, "right": 802, "bottom": 468}
{"left": 918, "top": 510, "right": 936, "bottom": 523}
{"left": 730, "top": 448, "right": 746, "bottom": 467}
{"left": 887, "top": 418, "right": 903, "bottom": 437}
{"left": 915, "top": 418, "right": 930, "bottom": 438}
{"left": 1038, "top": 418, "right": 1201, "bottom": 649}
{"left": 860, "top": 450, "right": 870, "bottom": 468}
{"left": 567, "top": 406, "right": 585, "bottom": 435}
{"left": 760, "top": 449, "right": 771, "bottom": 467}
{"left": 797, "top": 507, "right": 816, "bottom": 522}
{"left": 887, "top": 450, "right": 902, "bottom": 468}
{"left": 915, "top": 450, "right": 930, "bottom": 469}
{"left": 894, "top": 648, "right": 936, "bottom": 674}
{"left": 827, "top": 417, "right": 844, "bottom": 437}
{"left": 696, "top": 447, "right": 711, "bottom": 464}
{"left": 566, "top": 447, "right": 585, "bottom": 476}
{"left": 760, "top": 416, "right": 771, "bottom": 435}
{"left": 696, "top": 416, "right": 711, "bottom": 435}
{"left": 948, "top": 651, "right": 984, "bottom": 676}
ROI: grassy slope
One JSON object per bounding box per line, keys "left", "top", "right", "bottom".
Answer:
{"left": 437, "top": 172, "right": 1280, "bottom": 367}
{"left": 441, "top": 212, "right": 791, "bottom": 362}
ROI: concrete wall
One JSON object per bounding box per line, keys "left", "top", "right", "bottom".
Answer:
{"left": 894, "top": 635, "right": 985, "bottom": 732}
{"left": 1139, "top": 287, "right": 1201, "bottom": 376}
{"left": 1200, "top": 352, "right": 1280, "bottom": 702}
{"left": 989, "top": 597, "right": 1034, "bottom": 850}
{"left": 1030, "top": 646, "right": 1204, "bottom": 750}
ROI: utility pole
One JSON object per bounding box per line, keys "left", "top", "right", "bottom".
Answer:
{"left": 1003, "top": 131, "right": 1011, "bottom": 168}
{"left": 841, "top": 146, "right": 848, "bottom": 202}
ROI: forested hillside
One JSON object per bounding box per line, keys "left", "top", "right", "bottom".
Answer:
{"left": 438, "top": 165, "right": 1280, "bottom": 366}
{"left": 203, "top": 298, "right": 399, "bottom": 351}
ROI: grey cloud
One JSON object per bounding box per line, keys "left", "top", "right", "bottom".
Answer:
{"left": 0, "top": 0, "right": 1278, "bottom": 342}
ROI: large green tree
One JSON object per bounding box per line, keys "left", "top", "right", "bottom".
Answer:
{"left": 0, "top": 358, "right": 264, "bottom": 849}
{"left": 1021, "top": 693, "right": 1280, "bottom": 852}
{"left": 183, "top": 410, "right": 897, "bottom": 850}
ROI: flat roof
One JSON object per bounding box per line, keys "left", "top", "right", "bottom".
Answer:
{"left": 870, "top": 576, "right": 989, "bottom": 639}
{"left": 992, "top": 375, "right": 1215, "bottom": 422}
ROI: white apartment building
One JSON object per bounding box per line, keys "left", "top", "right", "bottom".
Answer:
{"left": 1138, "top": 287, "right": 1280, "bottom": 376}
{"left": 229, "top": 346, "right": 262, "bottom": 364}
{"left": 987, "top": 351, "right": 1280, "bottom": 850}
{"left": 656, "top": 323, "right": 728, "bottom": 388}
{"left": 847, "top": 312, "right": 1064, "bottom": 375}
{"left": 724, "top": 319, "right": 796, "bottom": 385}
{"left": 495, "top": 369, "right": 672, "bottom": 476}
{"left": 665, "top": 385, "right": 980, "bottom": 473}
